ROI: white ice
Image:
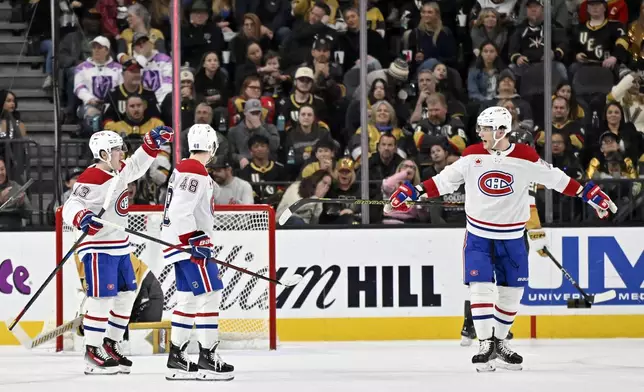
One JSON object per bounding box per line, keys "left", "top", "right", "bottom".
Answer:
{"left": 1, "top": 339, "right": 643, "bottom": 392}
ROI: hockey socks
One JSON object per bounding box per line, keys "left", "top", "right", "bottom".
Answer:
{"left": 469, "top": 283, "right": 495, "bottom": 340}
{"left": 170, "top": 291, "right": 197, "bottom": 347}
{"left": 493, "top": 287, "right": 523, "bottom": 340}
{"left": 83, "top": 297, "right": 110, "bottom": 347}
{"left": 106, "top": 290, "right": 135, "bottom": 341}
{"left": 196, "top": 291, "right": 221, "bottom": 349}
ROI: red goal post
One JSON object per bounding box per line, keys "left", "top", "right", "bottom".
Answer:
{"left": 55, "top": 204, "right": 277, "bottom": 352}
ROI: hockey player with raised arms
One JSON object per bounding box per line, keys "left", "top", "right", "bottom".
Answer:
{"left": 388, "top": 106, "right": 617, "bottom": 372}
{"left": 62, "top": 126, "right": 174, "bottom": 375}
{"left": 161, "top": 124, "right": 234, "bottom": 381}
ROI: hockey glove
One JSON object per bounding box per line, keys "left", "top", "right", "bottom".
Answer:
{"left": 388, "top": 181, "right": 421, "bottom": 212}
{"left": 144, "top": 125, "right": 174, "bottom": 151}
{"left": 579, "top": 181, "right": 618, "bottom": 219}
{"left": 188, "top": 231, "right": 213, "bottom": 267}
{"left": 73, "top": 209, "right": 103, "bottom": 236}
{"left": 527, "top": 230, "right": 548, "bottom": 257}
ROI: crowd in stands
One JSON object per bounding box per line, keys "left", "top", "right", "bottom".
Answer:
{"left": 2, "top": 0, "right": 644, "bottom": 227}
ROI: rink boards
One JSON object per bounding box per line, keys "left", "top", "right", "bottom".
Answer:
{"left": 0, "top": 227, "right": 643, "bottom": 345}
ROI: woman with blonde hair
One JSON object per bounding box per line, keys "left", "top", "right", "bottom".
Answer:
{"left": 407, "top": 2, "right": 457, "bottom": 72}
{"left": 211, "top": 0, "right": 236, "bottom": 32}
{"left": 470, "top": 8, "right": 508, "bottom": 58}
{"left": 607, "top": 72, "right": 644, "bottom": 133}
{"left": 381, "top": 159, "right": 427, "bottom": 224}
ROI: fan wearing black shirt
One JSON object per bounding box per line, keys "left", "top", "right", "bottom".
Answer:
{"left": 238, "top": 134, "right": 287, "bottom": 205}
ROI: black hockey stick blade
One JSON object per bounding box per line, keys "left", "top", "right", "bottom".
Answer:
{"left": 0, "top": 178, "right": 34, "bottom": 213}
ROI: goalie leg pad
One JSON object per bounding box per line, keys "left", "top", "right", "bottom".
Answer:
{"left": 106, "top": 290, "right": 136, "bottom": 342}
{"left": 83, "top": 296, "right": 113, "bottom": 347}
{"left": 469, "top": 282, "right": 496, "bottom": 340}
{"left": 195, "top": 290, "right": 221, "bottom": 350}
{"left": 171, "top": 290, "right": 197, "bottom": 347}
{"left": 493, "top": 286, "right": 523, "bottom": 340}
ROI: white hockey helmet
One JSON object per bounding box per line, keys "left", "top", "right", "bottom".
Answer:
{"left": 187, "top": 124, "right": 219, "bottom": 159}
{"left": 477, "top": 106, "right": 513, "bottom": 148}
{"left": 89, "top": 131, "right": 126, "bottom": 163}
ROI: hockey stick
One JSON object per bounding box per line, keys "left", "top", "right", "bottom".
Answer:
{"left": 93, "top": 217, "right": 303, "bottom": 287}
{"left": 0, "top": 178, "right": 34, "bottom": 213}
{"left": 7, "top": 174, "right": 122, "bottom": 332}
{"left": 278, "top": 197, "right": 461, "bottom": 225}
{"left": 542, "top": 247, "right": 616, "bottom": 308}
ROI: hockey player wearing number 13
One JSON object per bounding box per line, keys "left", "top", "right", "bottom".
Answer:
{"left": 388, "top": 107, "right": 618, "bottom": 372}
{"left": 62, "top": 126, "right": 174, "bottom": 375}
{"left": 160, "top": 124, "right": 235, "bottom": 381}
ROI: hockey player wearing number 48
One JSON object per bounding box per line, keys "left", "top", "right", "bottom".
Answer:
{"left": 160, "top": 124, "right": 235, "bottom": 381}
{"left": 388, "top": 106, "right": 618, "bottom": 373}
{"left": 62, "top": 126, "right": 174, "bottom": 375}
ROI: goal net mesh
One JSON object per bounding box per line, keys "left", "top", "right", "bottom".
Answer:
{"left": 57, "top": 206, "right": 275, "bottom": 351}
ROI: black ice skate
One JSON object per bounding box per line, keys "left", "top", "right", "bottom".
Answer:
{"left": 494, "top": 337, "right": 523, "bottom": 371}
{"left": 103, "top": 337, "right": 132, "bottom": 374}
{"left": 507, "top": 330, "right": 514, "bottom": 340}
{"left": 166, "top": 342, "right": 199, "bottom": 380}
{"left": 196, "top": 342, "right": 235, "bottom": 381}
{"left": 84, "top": 345, "right": 120, "bottom": 375}
{"left": 472, "top": 339, "right": 496, "bottom": 372}
{"left": 460, "top": 321, "right": 476, "bottom": 347}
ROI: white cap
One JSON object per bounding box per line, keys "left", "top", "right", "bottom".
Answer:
{"left": 295, "top": 67, "right": 314, "bottom": 80}
{"left": 180, "top": 69, "right": 194, "bottom": 83}
{"left": 91, "top": 36, "right": 111, "bottom": 49}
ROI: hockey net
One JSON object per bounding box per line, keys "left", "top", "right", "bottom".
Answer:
{"left": 54, "top": 205, "right": 276, "bottom": 352}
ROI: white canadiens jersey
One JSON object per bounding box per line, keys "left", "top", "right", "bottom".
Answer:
{"left": 426, "top": 143, "right": 577, "bottom": 240}
{"left": 62, "top": 146, "right": 158, "bottom": 257}
{"left": 160, "top": 159, "right": 219, "bottom": 265}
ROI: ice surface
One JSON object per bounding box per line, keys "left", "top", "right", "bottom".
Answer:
{"left": 1, "top": 339, "right": 643, "bottom": 392}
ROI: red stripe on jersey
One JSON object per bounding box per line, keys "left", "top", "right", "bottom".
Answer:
{"left": 507, "top": 143, "right": 540, "bottom": 162}
{"left": 92, "top": 254, "right": 98, "bottom": 297}
{"left": 109, "top": 311, "right": 130, "bottom": 320}
{"left": 76, "top": 167, "right": 113, "bottom": 185}
{"left": 199, "top": 264, "right": 212, "bottom": 292}
{"left": 470, "top": 303, "right": 493, "bottom": 309}
{"left": 173, "top": 310, "right": 196, "bottom": 318}
{"left": 461, "top": 143, "right": 490, "bottom": 157}
{"left": 196, "top": 312, "right": 219, "bottom": 317}
{"left": 466, "top": 214, "right": 526, "bottom": 227}
{"left": 84, "top": 314, "right": 108, "bottom": 322}
{"left": 421, "top": 178, "right": 440, "bottom": 198}
{"left": 562, "top": 178, "right": 582, "bottom": 197}
{"left": 494, "top": 305, "right": 517, "bottom": 316}
{"left": 176, "top": 158, "right": 208, "bottom": 176}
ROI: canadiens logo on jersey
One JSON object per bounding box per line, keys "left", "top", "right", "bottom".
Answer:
{"left": 478, "top": 171, "right": 514, "bottom": 197}
{"left": 115, "top": 190, "right": 129, "bottom": 216}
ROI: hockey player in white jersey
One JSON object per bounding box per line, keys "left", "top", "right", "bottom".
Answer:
{"left": 388, "top": 107, "right": 617, "bottom": 372}
{"left": 160, "top": 124, "right": 234, "bottom": 381}
{"left": 62, "top": 126, "right": 174, "bottom": 375}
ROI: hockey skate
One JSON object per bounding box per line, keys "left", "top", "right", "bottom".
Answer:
{"left": 103, "top": 337, "right": 132, "bottom": 374}
{"left": 166, "top": 342, "right": 199, "bottom": 380}
{"left": 460, "top": 320, "right": 476, "bottom": 346}
{"left": 494, "top": 337, "right": 523, "bottom": 371}
{"left": 196, "top": 342, "right": 235, "bottom": 381}
{"left": 84, "top": 345, "right": 120, "bottom": 375}
{"left": 472, "top": 339, "right": 496, "bottom": 372}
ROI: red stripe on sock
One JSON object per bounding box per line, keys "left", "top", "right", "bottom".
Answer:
{"left": 196, "top": 312, "right": 219, "bottom": 317}
{"left": 471, "top": 303, "right": 493, "bottom": 309}
{"left": 494, "top": 305, "right": 517, "bottom": 316}
{"left": 173, "top": 310, "right": 195, "bottom": 318}
{"left": 109, "top": 311, "right": 130, "bottom": 320}
{"left": 84, "top": 314, "right": 108, "bottom": 322}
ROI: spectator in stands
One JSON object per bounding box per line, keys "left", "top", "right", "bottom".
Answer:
{"left": 208, "top": 158, "right": 254, "bottom": 204}
{"left": 29, "top": 0, "right": 54, "bottom": 90}
{"left": 413, "top": 93, "right": 468, "bottom": 154}
{"left": 433, "top": 62, "right": 465, "bottom": 103}
{"left": 321, "top": 157, "right": 361, "bottom": 224}
{"left": 116, "top": 3, "right": 166, "bottom": 59}
{"left": 230, "top": 13, "right": 272, "bottom": 66}
{"left": 508, "top": 0, "right": 568, "bottom": 81}
{"left": 74, "top": 36, "right": 123, "bottom": 135}
{"left": 0, "top": 90, "right": 26, "bottom": 140}
{"left": 180, "top": 103, "right": 230, "bottom": 161}
{"left": 95, "top": 0, "right": 134, "bottom": 40}
{"left": 181, "top": 0, "right": 225, "bottom": 71}
{"left": 238, "top": 134, "right": 287, "bottom": 205}
{"left": 420, "top": 137, "right": 459, "bottom": 178}
{"left": 627, "top": 2, "right": 644, "bottom": 61}
{"left": 549, "top": 131, "right": 584, "bottom": 180}
{"left": 407, "top": 2, "right": 457, "bottom": 72}
{"left": 282, "top": 1, "right": 336, "bottom": 68}
{"left": 607, "top": 72, "right": 644, "bottom": 133}
{"left": 336, "top": 7, "right": 390, "bottom": 73}
{"left": 479, "top": 69, "right": 534, "bottom": 129}
{"left": 276, "top": 169, "right": 333, "bottom": 225}
{"left": 468, "top": 41, "right": 505, "bottom": 103}
{"left": 0, "top": 157, "right": 32, "bottom": 230}
{"left": 234, "top": 40, "right": 269, "bottom": 92}
{"left": 470, "top": 8, "right": 508, "bottom": 58}
{"left": 284, "top": 105, "right": 332, "bottom": 172}
{"left": 277, "top": 67, "right": 329, "bottom": 131}
{"left": 45, "top": 167, "right": 84, "bottom": 225}
{"left": 587, "top": 101, "right": 643, "bottom": 165}
{"left": 194, "top": 51, "right": 230, "bottom": 113}
{"left": 381, "top": 159, "right": 427, "bottom": 224}
{"left": 302, "top": 36, "right": 345, "bottom": 115}
{"left": 228, "top": 99, "right": 280, "bottom": 169}
{"left": 228, "top": 75, "right": 276, "bottom": 126}
{"left": 346, "top": 78, "right": 402, "bottom": 138}
{"left": 586, "top": 131, "right": 638, "bottom": 179}
{"left": 351, "top": 100, "right": 412, "bottom": 161}
{"left": 103, "top": 57, "right": 160, "bottom": 124}
{"left": 535, "top": 97, "right": 586, "bottom": 152}
{"left": 498, "top": 99, "right": 533, "bottom": 135}
{"left": 104, "top": 95, "right": 165, "bottom": 137}
{"left": 126, "top": 181, "right": 150, "bottom": 205}
{"left": 578, "top": 0, "right": 628, "bottom": 25}
{"left": 554, "top": 82, "right": 586, "bottom": 122}
{"left": 571, "top": 0, "right": 629, "bottom": 75}
{"left": 299, "top": 136, "right": 338, "bottom": 178}
{"left": 161, "top": 68, "right": 198, "bottom": 129}
{"left": 364, "top": 132, "right": 403, "bottom": 192}
{"left": 518, "top": 0, "right": 570, "bottom": 30}
{"left": 261, "top": 51, "right": 292, "bottom": 100}
{"left": 234, "top": 0, "right": 292, "bottom": 45}
{"left": 132, "top": 32, "right": 173, "bottom": 103}
{"left": 211, "top": 0, "right": 236, "bottom": 32}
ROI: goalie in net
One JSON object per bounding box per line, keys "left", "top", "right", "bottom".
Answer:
{"left": 160, "top": 124, "right": 235, "bottom": 381}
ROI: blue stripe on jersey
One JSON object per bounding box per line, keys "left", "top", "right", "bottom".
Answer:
{"left": 466, "top": 219, "right": 525, "bottom": 233}
{"left": 195, "top": 324, "right": 219, "bottom": 329}
{"left": 494, "top": 316, "right": 514, "bottom": 325}
{"left": 171, "top": 321, "right": 194, "bottom": 329}
{"left": 84, "top": 325, "right": 107, "bottom": 333}
{"left": 472, "top": 315, "right": 493, "bottom": 321}
{"left": 107, "top": 321, "right": 127, "bottom": 330}
{"left": 163, "top": 249, "right": 185, "bottom": 259}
